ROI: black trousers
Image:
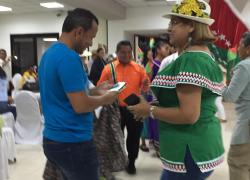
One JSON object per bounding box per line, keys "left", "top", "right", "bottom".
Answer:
{"left": 119, "top": 106, "right": 143, "bottom": 163}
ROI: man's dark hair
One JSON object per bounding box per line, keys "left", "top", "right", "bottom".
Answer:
{"left": 62, "top": 8, "right": 99, "bottom": 32}
{"left": 97, "top": 47, "right": 104, "bottom": 54}
{"left": 242, "top": 31, "right": 250, "bottom": 47}
{"left": 116, "top": 41, "right": 132, "bottom": 52}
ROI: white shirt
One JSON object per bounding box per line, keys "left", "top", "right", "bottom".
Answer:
{"left": 0, "top": 58, "right": 12, "bottom": 81}
{"left": 158, "top": 52, "right": 179, "bottom": 72}
{"left": 87, "top": 59, "right": 94, "bottom": 75}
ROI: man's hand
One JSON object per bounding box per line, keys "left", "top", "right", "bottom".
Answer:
{"left": 90, "top": 81, "right": 111, "bottom": 96}
{"left": 103, "top": 91, "right": 119, "bottom": 105}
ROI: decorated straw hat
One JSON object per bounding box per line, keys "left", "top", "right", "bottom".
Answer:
{"left": 163, "top": 0, "right": 214, "bottom": 26}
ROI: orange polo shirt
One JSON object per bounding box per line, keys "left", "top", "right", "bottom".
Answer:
{"left": 98, "top": 60, "right": 150, "bottom": 106}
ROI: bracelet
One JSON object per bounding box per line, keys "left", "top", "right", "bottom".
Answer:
{"left": 150, "top": 106, "right": 156, "bottom": 119}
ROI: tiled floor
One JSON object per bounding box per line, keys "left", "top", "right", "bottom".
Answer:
{"left": 8, "top": 102, "right": 235, "bottom": 180}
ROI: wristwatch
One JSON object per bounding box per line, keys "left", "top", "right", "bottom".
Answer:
{"left": 150, "top": 106, "right": 156, "bottom": 119}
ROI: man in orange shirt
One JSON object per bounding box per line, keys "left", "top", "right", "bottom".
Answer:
{"left": 98, "top": 41, "right": 149, "bottom": 175}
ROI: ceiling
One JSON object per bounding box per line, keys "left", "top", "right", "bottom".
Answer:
{"left": 0, "top": 0, "right": 173, "bottom": 19}
{"left": 114, "top": 0, "right": 172, "bottom": 8}
{"left": 0, "top": 0, "right": 73, "bottom": 14}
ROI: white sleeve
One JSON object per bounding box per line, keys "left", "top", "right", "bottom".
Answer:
{"left": 159, "top": 53, "right": 178, "bottom": 72}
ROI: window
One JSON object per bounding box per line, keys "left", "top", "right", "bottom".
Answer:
{"left": 10, "top": 33, "right": 59, "bottom": 75}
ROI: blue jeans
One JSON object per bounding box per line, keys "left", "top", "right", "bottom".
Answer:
{"left": 43, "top": 137, "right": 99, "bottom": 180}
{"left": 0, "top": 101, "right": 17, "bottom": 120}
{"left": 161, "top": 147, "right": 213, "bottom": 180}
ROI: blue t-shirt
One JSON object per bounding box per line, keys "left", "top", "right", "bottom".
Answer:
{"left": 39, "top": 42, "right": 93, "bottom": 142}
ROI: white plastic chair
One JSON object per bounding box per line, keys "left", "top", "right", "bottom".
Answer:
{"left": 1, "top": 113, "right": 16, "bottom": 162}
{"left": 12, "top": 73, "right": 23, "bottom": 99}
{"left": 14, "top": 91, "right": 43, "bottom": 144}
{"left": 2, "top": 127, "right": 16, "bottom": 162}
{"left": 1, "top": 112, "right": 15, "bottom": 130}
{"left": 0, "top": 136, "right": 9, "bottom": 180}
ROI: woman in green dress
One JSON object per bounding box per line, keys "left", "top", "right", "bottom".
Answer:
{"left": 128, "top": 0, "right": 225, "bottom": 179}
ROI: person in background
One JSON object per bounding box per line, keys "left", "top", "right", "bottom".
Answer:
{"left": 222, "top": 31, "right": 250, "bottom": 180}
{"left": 39, "top": 8, "right": 118, "bottom": 180}
{"left": 152, "top": 40, "right": 172, "bottom": 79}
{"left": 98, "top": 40, "right": 150, "bottom": 175}
{"left": 22, "top": 66, "right": 39, "bottom": 91}
{"left": 80, "top": 55, "right": 89, "bottom": 74}
{"left": 0, "top": 49, "right": 12, "bottom": 81}
{"left": 23, "top": 66, "right": 37, "bottom": 83}
{"left": 87, "top": 50, "right": 97, "bottom": 75}
{"left": 128, "top": 0, "right": 225, "bottom": 179}
{"left": 140, "top": 47, "right": 153, "bottom": 152}
{"left": 148, "top": 40, "right": 172, "bottom": 156}
{"left": 89, "top": 47, "right": 107, "bottom": 85}
{"left": 103, "top": 44, "right": 109, "bottom": 61}
{"left": 106, "top": 54, "right": 116, "bottom": 63}
{"left": 0, "top": 67, "right": 16, "bottom": 120}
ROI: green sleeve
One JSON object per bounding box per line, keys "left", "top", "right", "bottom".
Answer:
{"left": 151, "top": 52, "right": 225, "bottom": 95}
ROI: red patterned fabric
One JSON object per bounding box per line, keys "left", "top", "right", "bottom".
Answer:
{"left": 209, "top": 0, "right": 248, "bottom": 49}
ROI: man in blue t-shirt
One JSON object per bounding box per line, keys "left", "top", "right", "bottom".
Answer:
{"left": 39, "top": 8, "right": 118, "bottom": 180}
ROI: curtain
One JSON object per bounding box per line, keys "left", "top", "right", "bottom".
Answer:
{"left": 209, "top": 0, "right": 248, "bottom": 49}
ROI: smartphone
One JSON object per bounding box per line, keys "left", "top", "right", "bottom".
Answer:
{"left": 124, "top": 93, "right": 140, "bottom": 106}
{"left": 108, "top": 82, "right": 126, "bottom": 92}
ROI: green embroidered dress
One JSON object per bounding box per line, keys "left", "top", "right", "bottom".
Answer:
{"left": 151, "top": 51, "right": 225, "bottom": 173}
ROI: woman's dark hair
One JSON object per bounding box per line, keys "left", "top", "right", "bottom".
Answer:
{"left": 155, "top": 40, "right": 170, "bottom": 52}
{"left": 97, "top": 47, "right": 104, "bottom": 53}
{"left": 142, "top": 46, "right": 152, "bottom": 67}
{"left": 62, "top": 8, "right": 99, "bottom": 32}
{"left": 116, "top": 41, "right": 132, "bottom": 53}
{"left": 242, "top": 32, "right": 250, "bottom": 47}
{"left": 0, "top": 66, "right": 7, "bottom": 79}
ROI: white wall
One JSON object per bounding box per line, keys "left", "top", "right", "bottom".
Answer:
{"left": 108, "top": 6, "right": 171, "bottom": 53}
{"left": 0, "top": 11, "right": 107, "bottom": 55}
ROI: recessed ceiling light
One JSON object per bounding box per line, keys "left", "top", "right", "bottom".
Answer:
{"left": 40, "top": 2, "right": 64, "bottom": 9}
{"left": 43, "top": 38, "right": 58, "bottom": 42}
{"left": 0, "top": 5, "right": 12, "bottom": 12}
